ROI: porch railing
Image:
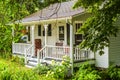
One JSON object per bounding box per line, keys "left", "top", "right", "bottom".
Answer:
{"left": 37, "top": 45, "right": 94, "bottom": 64}
{"left": 37, "top": 45, "right": 70, "bottom": 63}
{"left": 46, "top": 45, "right": 70, "bottom": 59}
{"left": 12, "top": 43, "right": 32, "bottom": 55}
{"left": 25, "top": 45, "right": 34, "bottom": 64}
{"left": 74, "top": 47, "right": 94, "bottom": 62}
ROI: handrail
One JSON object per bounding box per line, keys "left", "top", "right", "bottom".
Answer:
{"left": 37, "top": 46, "right": 46, "bottom": 64}
{"left": 13, "top": 43, "right": 32, "bottom": 46}
{"left": 25, "top": 45, "right": 34, "bottom": 64}
{"left": 47, "top": 45, "right": 70, "bottom": 48}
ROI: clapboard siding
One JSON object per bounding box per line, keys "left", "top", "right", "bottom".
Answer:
{"left": 95, "top": 47, "right": 109, "bottom": 68}
{"left": 109, "top": 16, "right": 120, "bottom": 66}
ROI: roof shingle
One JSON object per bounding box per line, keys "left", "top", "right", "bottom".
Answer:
{"left": 21, "top": 0, "right": 84, "bottom": 23}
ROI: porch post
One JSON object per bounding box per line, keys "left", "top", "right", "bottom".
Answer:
{"left": 70, "top": 24, "right": 74, "bottom": 74}
{"left": 44, "top": 24, "right": 48, "bottom": 46}
{"left": 12, "top": 27, "right": 14, "bottom": 54}
{"left": 44, "top": 24, "right": 48, "bottom": 57}
{"left": 31, "top": 25, "right": 35, "bottom": 56}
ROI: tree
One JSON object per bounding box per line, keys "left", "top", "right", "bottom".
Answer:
{"left": 73, "top": 0, "right": 120, "bottom": 55}
{"left": 0, "top": 0, "right": 67, "bottom": 53}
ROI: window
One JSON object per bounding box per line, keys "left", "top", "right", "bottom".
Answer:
{"left": 38, "top": 25, "right": 41, "bottom": 36}
{"left": 28, "top": 26, "right": 30, "bottom": 41}
{"left": 75, "top": 23, "right": 83, "bottom": 45}
{"left": 76, "top": 23, "right": 82, "bottom": 33}
{"left": 59, "top": 26, "right": 64, "bottom": 40}
{"left": 43, "top": 24, "right": 52, "bottom": 36}
{"left": 48, "top": 24, "right": 52, "bottom": 36}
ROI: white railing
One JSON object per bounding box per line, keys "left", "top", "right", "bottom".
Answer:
{"left": 37, "top": 45, "right": 95, "bottom": 64}
{"left": 46, "top": 45, "right": 70, "bottom": 59}
{"left": 12, "top": 43, "right": 32, "bottom": 55}
{"left": 37, "top": 45, "right": 70, "bottom": 63}
{"left": 25, "top": 45, "right": 34, "bottom": 64}
{"left": 37, "top": 46, "right": 46, "bottom": 63}
{"left": 74, "top": 47, "right": 94, "bottom": 61}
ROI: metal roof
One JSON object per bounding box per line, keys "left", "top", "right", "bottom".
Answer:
{"left": 21, "top": 0, "right": 84, "bottom": 23}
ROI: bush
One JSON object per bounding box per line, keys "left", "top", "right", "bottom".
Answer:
{"left": 46, "top": 55, "right": 71, "bottom": 80}
{"left": 107, "top": 65, "right": 120, "bottom": 80}
{"left": 11, "top": 56, "right": 25, "bottom": 66}
{"left": 74, "top": 63, "right": 101, "bottom": 80}
{"left": 0, "top": 52, "right": 12, "bottom": 59}
{"left": 0, "top": 66, "right": 39, "bottom": 80}
{"left": 33, "top": 64, "right": 49, "bottom": 75}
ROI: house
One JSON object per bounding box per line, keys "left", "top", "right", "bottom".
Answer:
{"left": 12, "top": 0, "right": 120, "bottom": 70}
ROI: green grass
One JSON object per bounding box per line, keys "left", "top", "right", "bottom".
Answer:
{"left": 0, "top": 58, "right": 55, "bottom": 80}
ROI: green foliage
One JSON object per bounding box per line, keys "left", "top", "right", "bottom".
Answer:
{"left": 0, "top": 59, "right": 39, "bottom": 80}
{"left": 0, "top": 52, "right": 12, "bottom": 59}
{"left": 0, "top": 0, "right": 68, "bottom": 55}
{"left": 11, "top": 56, "right": 25, "bottom": 66}
{"left": 13, "top": 24, "right": 26, "bottom": 43}
{"left": 107, "top": 65, "right": 120, "bottom": 80}
{"left": 0, "top": 68, "right": 38, "bottom": 80}
{"left": 33, "top": 64, "right": 49, "bottom": 75}
{"left": 73, "top": 0, "right": 120, "bottom": 55}
{"left": 46, "top": 55, "right": 71, "bottom": 80}
{"left": 74, "top": 63, "right": 101, "bottom": 80}
{"left": 0, "top": 25, "right": 12, "bottom": 53}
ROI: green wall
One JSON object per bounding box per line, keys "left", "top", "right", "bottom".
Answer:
{"left": 109, "top": 16, "right": 120, "bottom": 66}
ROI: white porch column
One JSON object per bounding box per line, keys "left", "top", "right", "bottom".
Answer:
{"left": 44, "top": 24, "right": 48, "bottom": 46}
{"left": 65, "top": 25, "right": 67, "bottom": 45}
{"left": 44, "top": 24, "right": 48, "bottom": 58}
{"left": 31, "top": 25, "right": 35, "bottom": 56}
{"left": 70, "top": 24, "right": 74, "bottom": 74}
{"left": 12, "top": 27, "right": 14, "bottom": 54}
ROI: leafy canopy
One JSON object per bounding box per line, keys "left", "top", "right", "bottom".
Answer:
{"left": 0, "top": 0, "right": 66, "bottom": 53}
{"left": 74, "top": 0, "right": 120, "bottom": 55}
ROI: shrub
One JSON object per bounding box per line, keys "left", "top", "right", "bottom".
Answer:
{"left": 74, "top": 63, "right": 101, "bottom": 80}
{"left": 107, "top": 65, "right": 120, "bottom": 80}
{"left": 33, "top": 64, "right": 49, "bottom": 75}
{"left": 0, "top": 52, "right": 12, "bottom": 59}
{"left": 0, "top": 68, "right": 13, "bottom": 80}
{"left": 11, "top": 56, "right": 25, "bottom": 66}
{"left": 46, "top": 55, "right": 71, "bottom": 80}
{"left": 0, "top": 67, "right": 39, "bottom": 80}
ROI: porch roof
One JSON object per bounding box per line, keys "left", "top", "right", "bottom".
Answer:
{"left": 20, "top": 0, "right": 84, "bottom": 24}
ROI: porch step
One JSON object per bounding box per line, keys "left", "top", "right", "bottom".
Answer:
{"left": 25, "top": 57, "right": 38, "bottom": 68}
{"left": 42, "top": 57, "right": 62, "bottom": 64}
{"left": 25, "top": 57, "right": 63, "bottom": 68}
{"left": 25, "top": 64, "right": 34, "bottom": 68}
{"left": 44, "top": 57, "right": 62, "bottom": 61}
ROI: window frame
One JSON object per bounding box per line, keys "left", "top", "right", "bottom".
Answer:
{"left": 43, "top": 24, "right": 52, "bottom": 36}
{"left": 75, "top": 23, "right": 83, "bottom": 45}
{"left": 59, "top": 26, "right": 64, "bottom": 40}
{"left": 38, "top": 25, "right": 41, "bottom": 36}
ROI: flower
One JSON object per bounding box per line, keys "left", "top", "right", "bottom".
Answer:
{"left": 51, "top": 60, "right": 55, "bottom": 65}
{"left": 61, "top": 61, "right": 65, "bottom": 65}
{"left": 59, "top": 69, "right": 62, "bottom": 72}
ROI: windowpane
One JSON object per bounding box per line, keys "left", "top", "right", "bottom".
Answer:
{"left": 28, "top": 26, "right": 30, "bottom": 41}
{"left": 59, "top": 26, "right": 64, "bottom": 40}
{"left": 48, "top": 24, "right": 51, "bottom": 36}
{"left": 75, "top": 23, "right": 83, "bottom": 45}
{"left": 38, "top": 25, "right": 41, "bottom": 36}
{"left": 43, "top": 24, "right": 52, "bottom": 36}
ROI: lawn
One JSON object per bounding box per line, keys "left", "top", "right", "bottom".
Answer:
{"left": 0, "top": 57, "right": 55, "bottom": 80}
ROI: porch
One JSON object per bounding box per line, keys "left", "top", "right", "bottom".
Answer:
{"left": 12, "top": 43, "right": 95, "bottom": 66}
{"left": 12, "top": 19, "right": 95, "bottom": 74}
